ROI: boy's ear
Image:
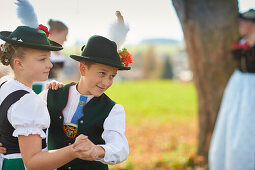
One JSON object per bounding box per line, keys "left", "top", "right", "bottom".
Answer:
{"left": 79, "top": 62, "right": 87, "bottom": 76}
{"left": 13, "top": 58, "right": 24, "bottom": 71}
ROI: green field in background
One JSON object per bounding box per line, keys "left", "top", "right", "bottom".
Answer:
{"left": 106, "top": 80, "right": 199, "bottom": 169}
{"left": 106, "top": 80, "right": 198, "bottom": 124}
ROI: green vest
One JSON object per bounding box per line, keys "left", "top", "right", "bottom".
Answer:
{"left": 47, "top": 83, "right": 115, "bottom": 170}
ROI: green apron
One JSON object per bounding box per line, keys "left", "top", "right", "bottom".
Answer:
{"left": 2, "top": 158, "right": 25, "bottom": 170}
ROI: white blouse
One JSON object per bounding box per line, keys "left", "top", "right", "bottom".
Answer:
{"left": 0, "top": 78, "right": 50, "bottom": 139}
{"left": 40, "top": 85, "right": 129, "bottom": 165}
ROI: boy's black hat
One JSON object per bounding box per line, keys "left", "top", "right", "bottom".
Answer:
{"left": 239, "top": 9, "right": 255, "bottom": 22}
{"left": 0, "top": 26, "right": 62, "bottom": 51}
{"left": 70, "top": 35, "right": 131, "bottom": 70}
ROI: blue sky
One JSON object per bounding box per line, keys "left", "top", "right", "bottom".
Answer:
{"left": 0, "top": 0, "right": 254, "bottom": 46}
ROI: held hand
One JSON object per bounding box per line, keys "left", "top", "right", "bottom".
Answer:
{"left": 72, "top": 134, "right": 101, "bottom": 161}
{"left": 74, "top": 146, "right": 98, "bottom": 161}
{"left": 72, "top": 134, "right": 94, "bottom": 152}
{"left": 0, "top": 142, "right": 7, "bottom": 154}
{"left": 45, "top": 80, "right": 63, "bottom": 90}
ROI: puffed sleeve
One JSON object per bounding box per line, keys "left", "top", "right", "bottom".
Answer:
{"left": 39, "top": 89, "right": 48, "bottom": 103}
{"left": 97, "top": 104, "right": 129, "bottom": 165}
{"left": 9, "top": 94, "right": 50, "bottom": 139}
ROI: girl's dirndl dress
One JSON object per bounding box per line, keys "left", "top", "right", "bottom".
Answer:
{"left": 0, "top": 78, "right": 50, "bottom": 170}
{"left": 209, "top": 39, "right": 255, "bottom": 170}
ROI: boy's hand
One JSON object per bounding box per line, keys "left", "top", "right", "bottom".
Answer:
{"left": 75, "top": 146, "right": 98, "bottom": 161}
{"left": 72, "top": 134, "right": 94, "bottom": 152}
{"left": 72, "top": 134, "right": 100, "bottom": 161}
{"left": 45, "top": 80, "right": 63, "bottom": 90}
{"left": 0, "top": 142, "right": 7, "bottom": 154}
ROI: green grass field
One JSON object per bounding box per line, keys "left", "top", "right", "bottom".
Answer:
{"left": 105, "top": 80, "right": 199, "bottom": 169}
{"left": 106, "top": 80, "right": 198, "bottom": 124}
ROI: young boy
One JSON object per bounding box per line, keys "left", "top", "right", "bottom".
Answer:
{"left": 46, "top": 35, "right": 131, "bottom": 170}
{"left": 0, "top": 35, "right": 131, "bottom": 170}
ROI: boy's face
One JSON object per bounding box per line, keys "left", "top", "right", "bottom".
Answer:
{"left": 79, "top": 62, "right": 118, "bottom": 97}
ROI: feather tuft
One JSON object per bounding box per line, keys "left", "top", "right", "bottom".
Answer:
{"left": 15, "top": 0, "right": 38, "bottom": 28}
{"left": 108, "top": 11, "right": 130, "bottom": 50}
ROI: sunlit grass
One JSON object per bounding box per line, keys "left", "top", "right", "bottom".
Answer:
{"left": 106, "top": 80, "right": 198, "bottom": 124}
{"left": 106, "top": 80, "right": 199, "bottom": 169}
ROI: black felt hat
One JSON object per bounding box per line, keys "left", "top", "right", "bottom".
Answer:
{"left": 0, "top": 26, "right": 62, "bottom": 51}
{"left": 70, "top": 35, "right": 131, "bottom": 70}
{"left": 239, "top": 9, "right": 255, "bottom": 22}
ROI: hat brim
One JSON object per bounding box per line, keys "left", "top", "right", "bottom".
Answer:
{"left": 70, "top": 55, "right": 131, "bottom": 70}
{"left": 239, "top": 14, "right": 255, "bottom": 22}
{"left": 0, "top": 31, "right": 63, "bottom": 51}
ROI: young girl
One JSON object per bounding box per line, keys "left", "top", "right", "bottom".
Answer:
{"left": 209, "top": 9, "right": 255, "bottom": 170}
{"left": 0, "top": 25, "right": 95, "bottom": 170}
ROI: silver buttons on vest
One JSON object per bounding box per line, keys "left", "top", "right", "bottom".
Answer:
{"left": 68, "top": 167, "right": 71, "bottom": 169}
{"left": 59, "top": 116, "right": 62, "bottom": 119}
{"left": 68, "top": 143, "right": 72, "bottom": 146}
{"left": 80, "top": 120, "right": 84, "bottom": 124}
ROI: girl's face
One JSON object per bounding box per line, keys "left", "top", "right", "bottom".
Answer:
{"left": 79, "top": 62, "right": 118, "bottom": 97}
{"left": 239, "top": 19, "right": 254, "bottom": 36}
{"left": 15, "top": 48, "right": 52, "bottom": 83}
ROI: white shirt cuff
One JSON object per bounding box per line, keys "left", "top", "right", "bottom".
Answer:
{"left": 96, "top": 144, "right": 116, "bottom": 165}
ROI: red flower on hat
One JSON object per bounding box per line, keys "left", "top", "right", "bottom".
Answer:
{"left": 37, "top": 24, "right": 50, "bottom": 37}
{"left": 232, "top": 42, "right": 250, "bottom": 50}
{"left": 118, "top": 48, "right": 133, "bottom": 67}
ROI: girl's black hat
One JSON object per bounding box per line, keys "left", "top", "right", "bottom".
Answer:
{"left": 239, "top": 9, "right": 255, "bottom": 22}
{"left": 0, "top": 26, "right": 62, "bottom": 51}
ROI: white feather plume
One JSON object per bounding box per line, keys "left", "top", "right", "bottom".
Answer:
{"left": 15, "top": 0, "right": 38, "bottom": 28}
{"left": 107, "top": 11, "right": 129, "bottom": 50}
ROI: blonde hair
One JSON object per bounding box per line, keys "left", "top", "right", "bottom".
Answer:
{"left": 0, "top": 43, "right": 25, "bottom": 68}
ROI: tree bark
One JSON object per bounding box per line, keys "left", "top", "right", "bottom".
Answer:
{"left": 172, "top": 0, "right": 239, "bottom": 160}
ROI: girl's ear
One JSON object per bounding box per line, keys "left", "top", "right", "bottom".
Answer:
{"left": 79, "top": 62, "right": 88, "bottom": 76}
{"left": 13, "top": 58, "right": 24, "bottom": 71}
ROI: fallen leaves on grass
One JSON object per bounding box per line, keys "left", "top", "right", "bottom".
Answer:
{"left": 110, "top": 118, "right": 202, "bottom": 170}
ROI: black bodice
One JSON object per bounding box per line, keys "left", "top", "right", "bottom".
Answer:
{"left": 232, "top": 44, "right": 255, "bottom": 73}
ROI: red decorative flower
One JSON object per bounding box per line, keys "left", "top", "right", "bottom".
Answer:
{"left": 37, "top": 24, "right": 50, "bottom": 37}
{"left": 118, "top": 48, "right": 133, "bottom": 67}
{"left": 232, "top": 42, "right": 250, "bottom": 50}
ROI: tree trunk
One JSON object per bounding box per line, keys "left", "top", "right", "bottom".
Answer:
{"left": 172, "top": 0, "right": 239, "bottom": 160}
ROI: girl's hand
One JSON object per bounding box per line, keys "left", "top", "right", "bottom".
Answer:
{"left": 0, "top": 142, "right": 7, "bottom": 154}
{"left": 72, "top": 134, "right": 94, "bottom": 152}
{"left": 45, "top": 80, "right": 63, "bottom": 90}
{"left": 72, "top": 134, "right": 98, "bottom": 161}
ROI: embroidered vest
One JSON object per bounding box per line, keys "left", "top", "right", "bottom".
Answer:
{"left": 47, "top": 83, "right": 115, "bottom": 170}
